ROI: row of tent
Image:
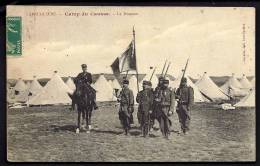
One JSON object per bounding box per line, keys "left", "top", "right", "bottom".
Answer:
{"left": 7, "top": 71, "right": 255, "bottom": 107}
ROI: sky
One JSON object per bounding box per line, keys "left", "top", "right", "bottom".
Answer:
{"left": 7, "top": 6, "right": 255, "bottom": 79}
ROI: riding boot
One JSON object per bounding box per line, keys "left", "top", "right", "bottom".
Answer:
{"left": 93, "top": 99, "right": 98, "bottom": 110}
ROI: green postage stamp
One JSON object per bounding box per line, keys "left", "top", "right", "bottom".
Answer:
{"left": 6, "top": 16, "right": 22, "bottom": 56}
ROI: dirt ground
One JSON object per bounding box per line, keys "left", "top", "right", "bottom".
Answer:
{"left": 7, "top": 103, "right": 255, "bottom": 162}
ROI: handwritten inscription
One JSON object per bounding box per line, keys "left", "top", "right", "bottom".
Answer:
{"left": 27, "top": 11, "right": 139, "bottom": 17}
{"left": 242, "top": 24, "right": 246, "bottom": 63}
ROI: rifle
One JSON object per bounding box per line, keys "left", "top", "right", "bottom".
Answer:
{"left": 161, "top": 60, "right": 167, "bottom": 76}
{"left": 149, "top": 67, "right": 156, "bottom": 81}
{"left": 163, "top": 62, "right": 171, "bottom": 78}
{"left": 178, "top": 58, "right": 190, "bottom": 88}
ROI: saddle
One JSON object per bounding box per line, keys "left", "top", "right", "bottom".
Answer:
{"left": 75, "top": 82, "right": 95, "bottom": 100}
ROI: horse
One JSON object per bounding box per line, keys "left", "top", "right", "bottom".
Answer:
{"left": 72, "top": 81, "right": 95, "bottom": 133}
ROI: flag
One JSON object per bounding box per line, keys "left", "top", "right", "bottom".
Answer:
{"left": 110, "top": 57, "right": 120, "bottom": 77}
{"left": 111, "top": 40, "right": 137, "bottom": 76}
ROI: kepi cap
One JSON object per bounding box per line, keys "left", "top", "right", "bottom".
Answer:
{"left": 123, "top": 79, "right": 129, "bottom": 84}
{"left": 142, "top": 80, "right": 148, "bottom": 85}
{"left": 163, "top": 79, "right": 169, "bottom": 84}
{"left": 181, "top": 77, "right": 187, "bottom": 83}
{"left": 81, "top": 64, "right": 87, "bottom": 68}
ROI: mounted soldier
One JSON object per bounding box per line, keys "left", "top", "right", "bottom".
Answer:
{"left": 154, "top": 79, "right": 175, "bottom": 139}
{"left": 136, "top": 80, "right": 154, "bottom": 137}
{"left": 74, "top": 64, "right": 98, "bottom": 110}
{"left": 117, "top": 79, "right": 134, "bottom": 135}
{"left": 73, "top": 64, "right": 98, "bottom": 133}
{"left": 176, "top": 77, "right": 194, "bottom": 135}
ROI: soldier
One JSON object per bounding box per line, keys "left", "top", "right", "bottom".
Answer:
{"left": 136, "top": 80, "right": 154, "bottom": 137}
{"left": 150, "top": 76, "right": 164, "bottom": 130}
{"left": 155, "top": 79, "right": 175, "bottom": 139}
{"left": 146, "top": 80, "right": 155, "bottom": 131}
{"left": 117, "top": 79, "right": 134, "bottom": 135}
{"left": 74, "top": 64, "right": 98, "bottom": 110}
{"left": 176, "top": 77, "right": 194, "bottom": 135}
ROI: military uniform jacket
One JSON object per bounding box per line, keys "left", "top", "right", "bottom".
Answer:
{"left": 157, "top": 87, "right": 175, "bottom": 112}
{"left": 154, "top": 86, "right": 162, "bottom": 103}
{"left": 118, "top": 87, "right": 134, "bottom": 106}
{"left": 176, "top": 85, "right": 194, "bottom": 108}
{"left": 136, "top": 89, "right": 154, "bottom": 112}
{"left": 74, "top": 72, "right": 93, "bottom": 85}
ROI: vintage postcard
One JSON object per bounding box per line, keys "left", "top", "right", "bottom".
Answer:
{"left": 6, "top": 6, "right": 255, "bottom": 162}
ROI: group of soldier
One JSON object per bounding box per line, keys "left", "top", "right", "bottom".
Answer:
{"left": 117, "top": 75, "right": 194, "bottom": 139}
{"left": 74, "top": 64, "right": 194, "bottom": 139}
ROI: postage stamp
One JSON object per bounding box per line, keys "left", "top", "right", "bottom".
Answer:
{"left": 6, "top": 16, "right": 22, "bottom": 56}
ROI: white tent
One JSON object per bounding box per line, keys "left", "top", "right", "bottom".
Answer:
{"left": 93, "top": 74, "right": 114, "bottom": 101}
{"left": 14, "top": 78, "right": 27, "bottom": 92}
{"left": 28, "top": 76, "right": 43, "bottom": 97}
{"left": 196, "top": 72, "right": 229, "bottom": 101}
{"left": 234, "top": 89, "right": 255, "bottom": 107}
{"left": 128, "top": 75, "right": 141, "bottom": 99}
{"left": 220, "top": 73, "right": 247, "bottom": 97}
{"left": 142, "top": 73, "right": 158, "bottom": 89}
{"left": 14, "top": 78, "right": 30, "bottom": 103}
{"left": 27, "top": 71, "right": 73, "bottom": 105}
{"left": 239, "top": 74, "right": 252, "bottom": 89}
{"left": 25, "top": 81, "right": 31, "bottom": 89}
{"left": 66, "top": 76, "right": 76, "bottom": 92}
{"left": 170, "top": 73, "right": 207, "bottom": 103}
{"left": 112, "top": 79, "right": 121, "bottom": 89}
{"left": 108, "top": 80, "right": 113, "bottom": 88}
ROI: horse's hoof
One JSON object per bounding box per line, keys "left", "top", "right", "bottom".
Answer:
{"left": 76, "top": 128, "right": 80, "bottom": 134}
{"left": 88, "top": 125, "right": 92, "bottom": 130}
{"left": 86, "top": 130, "right": 90, "bottom": 134}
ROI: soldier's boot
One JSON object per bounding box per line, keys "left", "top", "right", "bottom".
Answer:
{"left": 165, "top": 132, "right": 169, "bottom": 139}
{"left": 144, "top": 125, "right": 149, "bottom": 138}
{"left": 91, "top": 91, "right": 98, "bottom": 110}
{"left": 142, "top": 126, "right": 146, "bottom": 137}
{"left": 93, "top": 100, "right": 98, "bottom": 110}
{"left": 125, "top": 128, "right": 129, "bottom": 136}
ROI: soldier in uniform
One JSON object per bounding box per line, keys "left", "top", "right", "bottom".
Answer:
{"left": 150, "top": 76, "right": 165, "bottom": 130}
{"left": 136, "top": 80, "right": 154, "bottom": 137}
{"left": 176, "top": 77, "right": 194, "bottom": 134}
{"left": 74, "top": 64, "right": 98, "bottom": 110}
{"left": 146, "top": 80, "right": 155, "bottom": 131}
{"left": 117, "top": 79, "right": 134, "bottom": 135}
{"left": 155, "top": 79, "right": 175, "bottom": 139}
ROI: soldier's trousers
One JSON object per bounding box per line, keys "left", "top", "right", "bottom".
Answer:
{"left": 176, "top": 105, "right": 190, "bottom": 133}
{"left": 158, "top": 107, "right": 172, "bottom": 138}
{"left": 139, "top": 110, "right": 150, "bottom": 137}
{"left": 119, "top": 105, "right": 131, "bottom": 132}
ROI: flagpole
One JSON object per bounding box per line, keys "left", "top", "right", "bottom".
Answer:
{"left": 133, "top": 26, "right": 139, "bottom": 92}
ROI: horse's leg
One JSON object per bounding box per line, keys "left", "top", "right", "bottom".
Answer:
{"left": 85, "top": 108, "right": 91, "bottom": 133}
{"left": 88, "top": 107, "right": 92, "bottom": 127}
{"left": 85, "top": 108, "right": 88, "bottom": 128}
{"left": 81, "top": 108, "right": 85, "bottom": 127}
{"left": 76, "top": 106, "right": 81, "bottom": 133}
